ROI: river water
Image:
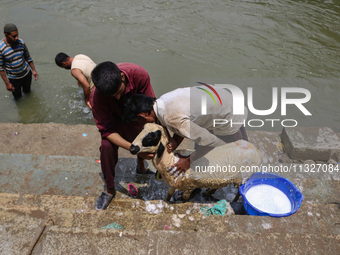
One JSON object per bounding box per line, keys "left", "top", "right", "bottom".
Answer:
{"left": 0, "top": 0, "right": 339, "bottom": 132}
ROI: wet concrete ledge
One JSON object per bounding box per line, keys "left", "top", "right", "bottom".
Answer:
{"left": 281, "top": 126, "right": 340, "bottom": 162}
{"left": 1, "top": 122, "right": 339, "bottom": 156}
{"left": 0, "top": 122, "right": 282, "bottom": 159}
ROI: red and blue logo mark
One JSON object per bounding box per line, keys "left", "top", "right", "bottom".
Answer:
{"left": 196, "top": 82, "right": 222, "bottom": 106}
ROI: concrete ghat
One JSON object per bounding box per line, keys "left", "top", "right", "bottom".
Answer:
{"left": 0, "top": 192, "right": 339, "bottom": 254}
{"left": 281, "top": 127, "right": 340, "bottom": 161}
{"left": 0, "top": 123, "right": 339, "bottom": 254}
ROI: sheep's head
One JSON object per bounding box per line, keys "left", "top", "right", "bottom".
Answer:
{"left": 130, "top": 123, "right": 169, "bottom": 158}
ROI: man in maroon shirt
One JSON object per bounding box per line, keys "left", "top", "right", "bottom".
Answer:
{"left": 90, "top": 61, "right": 155, "bottom": 210}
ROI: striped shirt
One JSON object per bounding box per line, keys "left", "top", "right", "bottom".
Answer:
{"left": 0, "top": 38, "right": 32, "bottom": 79}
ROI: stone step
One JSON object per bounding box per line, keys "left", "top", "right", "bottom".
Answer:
{"left": 1, "top": 153, "right": 339, "bottom": 205}
{"left": 1, "top": 151, "right": 340, "bottom": 254}
{"left": 1, "top": 192, "right": 339, "bottom": 232}
{"left": 0, "top": 193, "right": 234, "bottom": 230}
{"left": 1, "top": 197, "right": 339, "bottom": 255}
{"left": 2, "top": 222, "right": 339, "bottom": 255}
{"left": 8, "top": 225, "right": 333, "bottom": 255}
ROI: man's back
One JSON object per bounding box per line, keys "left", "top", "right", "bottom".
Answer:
{"left": 71, "top": 54, "right": 96, "bottom": 87}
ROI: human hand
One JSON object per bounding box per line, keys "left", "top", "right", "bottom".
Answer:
{"left": 137, "top": 152, "right": 155, "bottom": 160}
{"left": 167, "top": 137, "right": 178, "bottom": 153}
{"left": 86, "top": 100, "right": 92, "bottom": 109}
{"left": 169, "top": 154, "right": 190, "bottom": 176}
{"left": 32, "top": 71, "right": 38, "bottom": 80}
{"left": 6, "top": 82, "right": 15, "bottom": 92}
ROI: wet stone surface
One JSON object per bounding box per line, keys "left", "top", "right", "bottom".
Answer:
{"left": 281, "top": 127, "right": 340, "bottom": 161}
{"left": 0, "top": 123, "right": 339, "bottom": 254}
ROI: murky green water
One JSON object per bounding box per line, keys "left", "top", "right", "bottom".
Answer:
{"left": 0, "top": 0, "right": 339, "bottom": 131}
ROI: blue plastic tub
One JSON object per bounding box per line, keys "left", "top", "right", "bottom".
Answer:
{"left": 239, "top": 172, "right": 303, "bottom": 217}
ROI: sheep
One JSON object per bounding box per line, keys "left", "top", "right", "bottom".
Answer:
{"left": 130, "top": 123, "right": 262, "bottom": 201}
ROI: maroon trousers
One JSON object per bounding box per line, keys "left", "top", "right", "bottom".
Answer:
{"left": 99, "top": 124, "right": 143, "bottom": 195}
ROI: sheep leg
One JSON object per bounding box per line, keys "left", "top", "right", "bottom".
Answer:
{"left": 232, "top": 191, "right": 241, "bottom": 202}
{"left": 203, "top": 188, "right": 217, "bottom": 197}
{"left": 166, "top": 187, "right": 176, "bottom": 202}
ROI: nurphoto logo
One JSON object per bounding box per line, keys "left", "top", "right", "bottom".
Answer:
{"left": 198, "top": 83, "right": 312, "bottom": 128}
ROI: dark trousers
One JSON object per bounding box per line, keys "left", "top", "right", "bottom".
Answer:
{"left": 99, "top": 123, "right": 143, "bottom": 194}
{"left": 9, "top": 71, "right": 32, "bottom": 100}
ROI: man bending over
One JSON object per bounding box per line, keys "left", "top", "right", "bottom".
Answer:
{"left": 123, "top": 85, "right": 248, "bottom": 173}
{"left": 90, "top": 61, "right": 155, "bottom": 210}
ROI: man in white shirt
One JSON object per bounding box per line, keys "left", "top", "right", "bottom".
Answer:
{"left": 123, "top": 85, "right": 248, "bottom": 173}
{"left": 55, "top": 53, "right": 96, "bottom": 108}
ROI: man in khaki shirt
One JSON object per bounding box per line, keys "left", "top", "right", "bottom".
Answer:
{"left": 55, "top": 53, "right": 96, "bottom": 108}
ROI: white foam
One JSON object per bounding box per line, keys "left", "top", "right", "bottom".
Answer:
{"left": 245, "top": 184, "right": 292, "bottom": 214}
{"left": 145, "top": 201, "right": 164, "bottom": 214}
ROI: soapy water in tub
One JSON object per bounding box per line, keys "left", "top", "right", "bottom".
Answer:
{"left": 245, "top": 184, "right": 292, "bottom": 214}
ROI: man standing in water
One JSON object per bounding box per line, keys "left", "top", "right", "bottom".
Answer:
{"left": 90, "top": 61, "right": 155, "bottom": 210}
{"left": 55, "top": 52, "right": 96, "bottom": 109}
{"left": 0, "top": 23, "right": 38, "bottom": 100}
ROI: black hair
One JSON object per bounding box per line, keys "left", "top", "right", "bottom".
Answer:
{"left": 91, "top": 61, "right": 122, "bottom": 96}
{"left": 123, "top": 94, "right": 156, "bottom": 123}
{"left": 55, "top": 52, "right": 69, "bottom": 67}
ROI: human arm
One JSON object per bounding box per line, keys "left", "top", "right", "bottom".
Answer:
{"left": 91, "top": 88, "right": 154, "bottom": 160}
{"left": 0, "top": 52, "right": 14, "bottom": 91}
{"left": 106, "top": 132, "right": 154, "bottom": 159}
{"left": 166, "top": 117, "right": 225, "bottom": 173}
{"left": 28, "top": 61, "right": 38, "bottom": 80}
{"left": 167, "top": 115, "right": 225, "bottom": 148}
{"left": 71, "top": 68, "right": 92, "bottom": 108}
{"left": 22, "top": 42, "right": 38, "bottom": 80}
{"left": 106, "top": 132, "right": 132, "bottom": 151}
{"left": 167, "top": 133, "right": 184, "bottom": 153}
{"left": 0, "top": 70, "right": 14, "bottom": 91}
{"left": 170, "top": 146, "right": 214, "bottom": 174}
